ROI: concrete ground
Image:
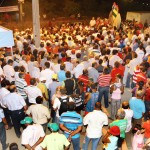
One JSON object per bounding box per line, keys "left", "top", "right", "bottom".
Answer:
{"left": 1, "top": 88, "right": 133, "bottom": 150}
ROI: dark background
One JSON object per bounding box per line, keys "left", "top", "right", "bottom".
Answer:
{"left": 0, "top": 0, "right": 150, "bottom": 20}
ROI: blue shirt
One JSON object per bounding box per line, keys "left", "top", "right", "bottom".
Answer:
{"left": 129, "top": 97, "right": 145, "bottom": 119}
{"left": 59, "top": 111, "right": 82, "bottom": 139}
{"left": 86, "top": 92, "right": 99, "bottom": 112}
{"left": 58, "top": 71, "right": 66, "bottom": 83}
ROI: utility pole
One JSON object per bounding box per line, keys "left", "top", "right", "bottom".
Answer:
{"left": 18, "top": 0, "right": 24, "bottom": 23}
{"left": 32, "top": 0, "right": 40, "bottom": 48}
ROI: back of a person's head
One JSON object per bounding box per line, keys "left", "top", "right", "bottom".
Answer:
{"left": 103, "top": 67, "right": 109, "bottom": 74}
{"left": 9, "top": 85, "right": 16, "bottom": 93}
{"left": 1, "top": 79, "right": 10, "bottom": 87}
{"left": 59, "top": 86, "right": 67, "bottom": 95}
{"left": 45, "top": 62, "right": 50, "bottom": 68}
{"left": 112, "top": 49, "right": 118, "bottom": 55}
{"left": 67, "top": 102, "right": 75, "bottom": 111}
{"left": 99, "top": 59, "right": 103, "bottom": 65}
{"left": 8, "top": 59, "right": 13, "bottom": 64}
{"left": 117, "top": 108, "right": 125, "bottom": 119}
{"left": 30, "top": 78, "right": 36, "bottom": 85}
{"left": 18, "top": 72, "right": 24, "bottom": 79}
{"left": 83, "top": 69, "right": 88, "bottom": 75}
{"left": 36, "top": 96, "right": 43, "bottom": 104}
{"left": 66, "top": 71, "right": 71, "bottom": 78}
{"left": 30, "top": 56, "right": 35, "bottom": 62}
{"left": 20, "top": 66, "right": 25, "bottom": 72}
{"left": 9, "top": 143, "right": 19, "bottom": 150}
{"left": 60, "top": 64, "right": 65, "bottom": 70}
{"left": 122, "top": 101, "right": 129, "bottom": 109}
{"left": 136, "top": 90, "right": 144, "bottom": 98}
{"left": 114, "top": 61, "right": 120, "bottom": 68}
{"left": 95, "top": 102, "right": 101, "bottom": 110}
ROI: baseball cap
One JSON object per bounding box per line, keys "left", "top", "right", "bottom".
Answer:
{"left": 109, "top": 126, "right": 120, "bottom": 136}
{"left": 20, "top": 117, "right": 33, "bottom": 124}
{"left": 52, "top": 74, "right": 58, "bottom": 80}
{"left": 47, "top": 123, "right": 59, "bottom": 131}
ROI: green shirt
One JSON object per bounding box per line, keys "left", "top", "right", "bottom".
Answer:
{"left": 110, "top": 119, "right": 127, "bottom": 138}
{"left": 40, "top": 132, "right": 70, "bottom": 150}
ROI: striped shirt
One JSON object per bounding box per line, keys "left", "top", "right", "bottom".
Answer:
{"left": 98, "top": 74, "right": 112, "bottom": 87}
{"left": 132, "top": 66, "right": 141, "bottom": 84}
{"left": 59, "top": 111, "right": 82, "bottom": 139}
{"left": 15, "top": 78, "right": 27, "bottom": 99}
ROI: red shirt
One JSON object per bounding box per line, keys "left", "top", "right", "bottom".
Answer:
{"left": 136, "top": 72, "right": 147, "bottom": 84}
{"left": 144, "top": 88, "right": 150, "bottom": 101}
{"left": 111, "top": 68, "right": 124, "bottom": 83}
{"left": 98, "top": 74, "right": 112, "bottom": 87}
{"left": 78, "top": 75, "right": 89, "bottom": 92}
{"left": 143, "top": 121, "right": 150, "bottom": 138}
{"left": 24, "top": 74, "right": 31, "bottom": 86}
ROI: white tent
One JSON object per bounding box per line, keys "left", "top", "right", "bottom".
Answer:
{"left": 0, "top": 26, "right": 14, "bottom": 48}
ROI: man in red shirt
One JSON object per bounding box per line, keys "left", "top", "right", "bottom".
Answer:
{"left": 136, "top": 67, "right": 147, "bottom": 85}
{"left": 78, "top": 69, "right": 90, "bottom": 92}
{"left": 111, "top": 61, "right": 124, "bottom": 83}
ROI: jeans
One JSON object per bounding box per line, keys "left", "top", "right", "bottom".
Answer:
{"left": 98, "top": 86, "right": 109, "bottom": 108}
{"left": 0, "top": 122, "right": 7, "bottom": 150}
{"left": 9, "top": 108, "right": 25, "bottom": 137}
{"left": 145, "top": 101, "right": 150, "bottom": 113}
{"left": 3, "top": 107, "right": 12, "bottom": 128}
{"left": 111, "top": 99, "right": 121, "bottom": 120}
{"left": 126, "top": 73, "right": 132, "bottom": 88}
{"left": 72, "top": 137, "right": 80, "bottom": 150}
{"left": 82, "top": 136, "right": 100, "bottom": 150}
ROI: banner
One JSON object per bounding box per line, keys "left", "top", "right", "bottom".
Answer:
{"left": 112, "top": 2, "right": 119, "bottom": 19}
{"left": 0, "top": 6, "right": 19, "bottom": 12}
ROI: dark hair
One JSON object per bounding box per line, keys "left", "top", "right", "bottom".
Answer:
{"left": 45, "top": 62, "right": 50, "bottom": 68}
{"left": 36, "top": 96, "right": 43, "bottom": 104}
{"left": 95, "top": 102, "right": 101, "bottom": 110}
{"left": 8, "top": 59, "right": 13, "bottom": 64}
{"left": 9, "top": 85, "right": 16, "bottom": 93}
{"left": 9, "top": 143, "right": 19, "bottom": 150}
{"left": 103, "top": 67, "right": 109, "bottom": 74}
{"left": 137, "top": 81, "right": 144, "bottom": 90}
{"left": 19, "top": 72, "right": 24, "bottom": 78}
{"left": 67, "top": 102, "right": 75, "bottom": 111}
{"left": 30, "top": 78, "right": 36, "bottom": 85}
{"left": 20, "top": 66, "right": 25, "bottom": 72}
{"left": 1, "top": 79, "right": 10, "bottom": 87}
{"left": 83, "top": 69, "right": 88, "bottom": 75}
{"left": 66, "top": 71, "right": 71, "bottom": 78}
{"left": 114, "top": 61, "right": 120, "bottom": 68}
{"left": 59, "top": 87, "right": 67, "bottom": 94}
{"left": 92, "top": 62, "right": 97, "bottom": 68}
{"left": 132, "top": 124, "right": 142, "bottom": 134}
{"left": 60, "top": 64, "right": 65, "bottom": 70}
{"left": 122, "top": 101, "right": 129, "bottom": 109}
{"left": 90, "top": 83, "right": 97, "bottom": 89}
{"left": 99, "top": 59, "right": 103, "bottom": 65}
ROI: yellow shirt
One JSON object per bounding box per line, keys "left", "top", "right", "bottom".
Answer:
{"left": 37, "top": 82, "right": 49, "bottom": 100}
{"left": 40, "top": 133, "right": 70, "bottom": 150}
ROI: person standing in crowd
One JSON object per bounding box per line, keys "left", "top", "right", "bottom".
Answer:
{"left": 40, "top": 123, "right": 70, "bottom": 150}
{"left": 3, "top": 59, "right": 15, "bottom": 84}
{"left": 3, "top": 85, "right": 27, "bottom": 138}
{"left": 110, "top": 109, "right": 127, "bottom": 150}
{"left": 60, "top": 102, "right": 82, "bottom": 150}
{"left": 25, "top": 78, "right": 42, "bottom": 105}
{"left": 58, "top": 64, "right": 66, "bottom": 83}
{"left": 98, "top": 67, "right": 112, "bottom": 108}
{"left": 26, "top": 96, "right": 50, "bottom": 132}
{"left": 0, "top": 107, "right": 9, "bottom": 150}
{"left": 21, "top": 117, "right": 45, "bottom": 150}
{"left": 82, "top": 102, "right": 108, "bottom": 150}
{"left": 129, "top": 90, "right": 145, "bottom": 126}
{"left": 84, "top": 83, "right": 99, "bottom": 116}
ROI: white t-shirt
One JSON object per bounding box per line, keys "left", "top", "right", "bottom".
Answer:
{"left": 83, "top": 110, "right": 108, "bottom": 138}
{"left": 21, "top": 124, "right": 45, "bottom": 150}
{"left": 124, "top": 109, "right": 133, "bottom": 133}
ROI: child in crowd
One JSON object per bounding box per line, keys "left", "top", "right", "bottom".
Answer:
{"left": 110, "top": 74, "right": 124, "bottom": 120}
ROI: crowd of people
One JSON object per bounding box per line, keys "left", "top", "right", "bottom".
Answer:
{"left": 0, "top": 17, "right": 150, "bottom": 150}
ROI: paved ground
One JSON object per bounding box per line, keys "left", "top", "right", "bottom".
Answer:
{"left": 1, "top": 88, "right": 133, "bottom": 150}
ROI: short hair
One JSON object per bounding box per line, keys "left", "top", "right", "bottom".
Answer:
{"left": 117, "top": 108, "right": 125, "bottom": 119}
{"left": 95, "top": 102, "right": 101, "bottom": 110}
{"left": 30, "top": 56, "right": 35, "bottom": 62}
{"left": 1, "top": 79, "right": 10, "bottom": 87}
{"left": 8, "top": 59, "right": 13, "bottom": 64}
{"left": 60, "top": 64, "right": 65, "bottom": 70}
{"left": 36, "top": 96, "right": 43, "bottom": 104}
{"left": 9, "top": 85, "right": 16, "bottom": 93}
{"left": 45, "top": 62, "right": 50, "bottom": 68}
{"left": 83, "top": 69, "right": 88, "bottom": 75}
{"left": 99, "top": 59, "right": 103, "bottom": 65}
{"left": 30, "top": 78, "right": 36, "bottom": 85}
{"left": 66, "top": 71, "right": 71, "bottom": 78}
{"left": 103, "top": 67, "right": 109, "bottom": 74}
{"left": 67, "top": 102, "right": 76, "bottom": 111}
{"left": 20, "top": 66, "right": 25, "bottom": 72}
{"left": 19, "top": 72, "right": 24, "bottom": 78}
{"left": 9, "top": 143, "right": 19, "bottom": 150}
{"left": 122, "top": 101, "right": 129, "bottom": 109}
{"left": 114, "top": 61, "right": 120, "bottom": 68}
{"left": 14, "top": 66, "right": 20, "bottom": 72}
{"left": 59, "top": 87, "right": 67, "bottom": 95}
{"left": 92, "top": 62, "right": 97, "bottom": 68}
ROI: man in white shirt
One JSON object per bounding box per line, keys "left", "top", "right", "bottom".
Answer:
{"left": 3, "top": 59, "right": 15, "bottom": 83}
{"left": 40, "top": 62, "right": 55, "bottom": 88}
{"left": 64, "top": 57, "right": 73, "bottom": 72}
{"left": 82, "top": 102, "right": 108, "bottom": 150}
{"left": 25, "top": 78, "right": 42, "bottom": 104}
{"left": 3, "top": 85, "right": 27, "bottom": 138}
{"left": 26, "top": 96, "right": 50, "bottom": 132}
{"left": 21, "top": 117, "right": 45, "bottom": 150}
{"left": 71, "top": 60, "right": 84, "bottom": 79}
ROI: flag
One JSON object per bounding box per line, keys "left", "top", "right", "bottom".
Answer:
{"left": 112, "top": 2, "right": 119, "bottom": 19}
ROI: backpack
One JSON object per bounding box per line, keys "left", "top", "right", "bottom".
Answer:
{"left": 59, "top": 96, "right": 69, "bottom": 116}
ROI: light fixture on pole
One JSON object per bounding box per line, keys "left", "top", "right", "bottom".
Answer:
{"left": 18, "top": 0, "right": 24, "bottom": 23}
